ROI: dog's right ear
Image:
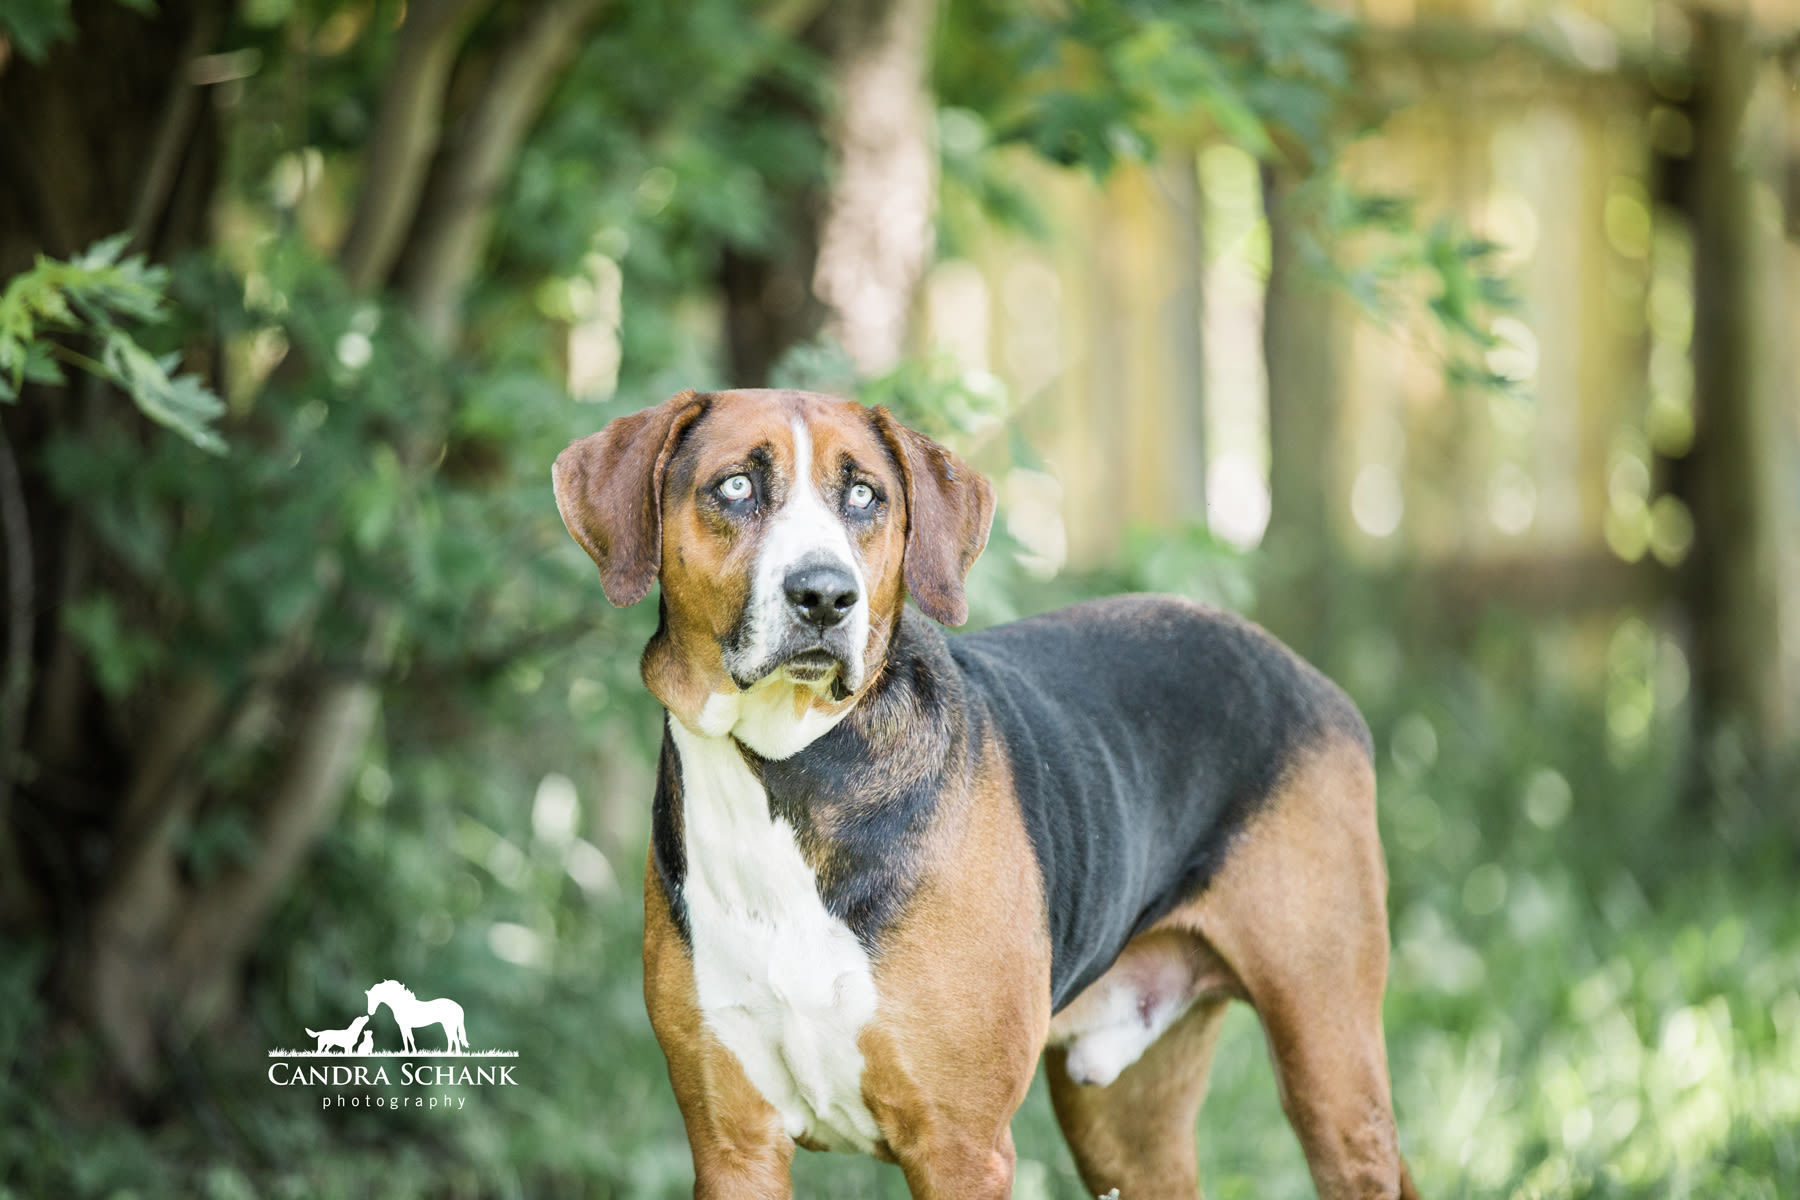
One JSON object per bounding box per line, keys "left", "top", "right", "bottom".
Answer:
{"left": 553, "top": 389, "right": 708, "bottom": 606}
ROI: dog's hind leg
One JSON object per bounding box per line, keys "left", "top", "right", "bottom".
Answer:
{"left": 1047, "top": 991, "right": 1228, "bottom": 1200}
{"left": 1184, "top": 737, "right": 1417, "bottom": 1200}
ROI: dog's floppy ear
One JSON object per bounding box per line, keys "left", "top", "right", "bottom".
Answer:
{"left": 554, "top": 389, "right": 708, "bottom": 606}
{"left": 872, "top": 407, "right": 996, "bottom": 627}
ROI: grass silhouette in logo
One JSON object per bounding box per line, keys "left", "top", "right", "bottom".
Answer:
{"left": 266, "top": 1048, "right": 520, "bottom": 1057}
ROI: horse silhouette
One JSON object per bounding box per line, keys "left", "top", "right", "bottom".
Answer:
{"left": 366, "top": 979, "right": 468, "bottom": 1053}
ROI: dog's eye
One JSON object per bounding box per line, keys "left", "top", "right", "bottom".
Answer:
{"left": 846, "top": 482, "right": 875, "bottom": 510}
{"left": 716, "top": 474, "right": 754, "bottom": 503}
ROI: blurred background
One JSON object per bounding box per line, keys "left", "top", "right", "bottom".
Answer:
{"left": 2, "top": 0, "right": 1798, "bottom": 1196}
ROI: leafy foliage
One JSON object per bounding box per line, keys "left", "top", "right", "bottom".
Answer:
{"left": 936, "top": 0, "right": 1515, "bottom": 390}
{"left": 1295, "top": 181, "right": 1523, "bottom": 389}
{"left": 0, "top": 236, "right": 226, "bottom": 451}
{"left": 938, "top": 0, "right": 1352, "bottom": 174}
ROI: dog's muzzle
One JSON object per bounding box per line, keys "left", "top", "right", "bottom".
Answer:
{"left": 724, "top": 561, "right": 865, "bottom": 699}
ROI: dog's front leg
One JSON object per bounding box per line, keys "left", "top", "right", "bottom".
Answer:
{"left": 644, "top": 868, "right": 796, "bottom": 1200}
{"left": 890, "top": 1122, "right": 1017, "bottom": 1200}
{"left": 860, "top": 778, "right": 1050, "bottom": 1200}
{"left": 676, "top": 1080, "right": 795, "bottom": 1200}
{"left": 860, "top": 1027, "right": 1027, "bottom": 1200}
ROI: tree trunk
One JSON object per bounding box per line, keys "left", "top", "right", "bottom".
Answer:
{"left": 1681, "top": 12, "right": 1790, "bottom": 798}
{"left": 1160, "top": 149, "right": 1208, "bottom": 523}
{"left": 1259, "top": 166, "right": 1342, "bottom": 666}
{"left": 0, "top": 0, "right": 230, "bottom": 1082}
{"left": 0, "top": 424, "right": 33, "bottom": 919}
{"left": 810, "top": 0, "right": 939, "bottom": 377}
{"left": 721, "top": 216, "right": 826, "bottom": 387}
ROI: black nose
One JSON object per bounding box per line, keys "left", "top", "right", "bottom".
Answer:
{"left": 783, "top": 564, "right": 858, "bottom": 628}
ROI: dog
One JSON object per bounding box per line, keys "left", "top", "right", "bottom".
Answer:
{"left": 554, "top": 388, "right": 1417, "bottom": 1199}
{"left": 356, "top": 1029, "right": 374, "bottom": 1055}
{"left": 306, "top": 1013, "right": 370, "bottom": 1055}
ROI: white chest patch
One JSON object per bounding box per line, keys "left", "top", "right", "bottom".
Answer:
{"left": 669, "top": 719, "right": 883, "bottom": 1153}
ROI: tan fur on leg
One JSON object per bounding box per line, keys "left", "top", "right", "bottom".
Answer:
{"left": 1172, "top": 737, "right": 1416, "bottom": 1200}
{"left": 1049, "top": 997, "right": 1230, "bottom": 1200}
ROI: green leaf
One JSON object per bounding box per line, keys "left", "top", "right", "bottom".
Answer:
{"left": 20, "top": 344, "right": 63, "bottom": 386}
{"left": 0, "top": 236, "right": 224, "bottom": 447}
{"left": 100, "top": 330, "right": 228, "bottom": 454}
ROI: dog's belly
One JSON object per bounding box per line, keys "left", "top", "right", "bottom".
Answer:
{"left": 1046, "top": 930, "right": 1240, "bottom": 1087}
{"left": 671, "top": 721, "right": 883, "bottom": 1154}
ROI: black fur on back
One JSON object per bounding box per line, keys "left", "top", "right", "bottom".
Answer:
{"left": 650, "top": 594, "right": 1371, "bottom": 1011}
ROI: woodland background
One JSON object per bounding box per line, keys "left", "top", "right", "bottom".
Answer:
{"left": 2, "top": 0, "right": 1799, "bottom": 1196}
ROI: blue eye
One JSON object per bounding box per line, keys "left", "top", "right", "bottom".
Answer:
{"left": 717, "top": 474, "right": 753, "bottom": 502}
{"left": 846, "top": 482, "right": 875, "bottom": 510}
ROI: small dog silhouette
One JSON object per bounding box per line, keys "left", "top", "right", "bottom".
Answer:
{"left": 306, "top": 1013, "right": 370, "bottom": 1054}
{"left": 355, "top": 1029, "right": 374, "bottom": 1055}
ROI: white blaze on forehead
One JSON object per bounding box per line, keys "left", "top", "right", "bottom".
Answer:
{"left": 760, "top": 419, "right": 861, "bottom": 584}
{"left": 729, "top": 417, "right": 872, "bottom": 712}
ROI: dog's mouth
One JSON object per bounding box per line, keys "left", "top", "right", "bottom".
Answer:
{"left": 723, "top": 621, "right": 862, "bottom": 700}
{"left": 778, "top": 647, "right": 842, "bottom": 684}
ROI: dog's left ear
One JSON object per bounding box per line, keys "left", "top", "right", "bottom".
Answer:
{"left": 554, "top": 389, "right": 708, "bottom": 606}
{"left": 872, "top": 407, "right": 996, "bottom": 627}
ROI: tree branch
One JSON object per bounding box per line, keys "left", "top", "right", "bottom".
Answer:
{"left": 0, "top": 422, "right": 33, "bottom": 872}
{"left": 166, "top": 610, "right": 400, "bottom": 1031}
{"left": 393, "top": 0, "right": 606, "bottom": 348}
{"left": 128, "top": 6, "right": 221, "bottom": 251}
{"left": 336, "top": 0, "right": 494, "bottom": 294}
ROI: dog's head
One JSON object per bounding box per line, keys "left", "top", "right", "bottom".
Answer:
{"left": 554, "top": 389, "right": 993, "bottom": 748}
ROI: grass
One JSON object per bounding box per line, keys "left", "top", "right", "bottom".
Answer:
{"left": 12, "top": 827, "right": 1784, "bottom": 1200}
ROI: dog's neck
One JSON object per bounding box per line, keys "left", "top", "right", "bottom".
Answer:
{"left": 688, "top": 675, "right": 856, "bottom": 760}
{"left": 650, "top": 609, "right": 974, "bottom": 947}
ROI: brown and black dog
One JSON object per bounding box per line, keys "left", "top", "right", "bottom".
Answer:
{"left": 554, "top": 388, "right": 1417, "bottom": 1199}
